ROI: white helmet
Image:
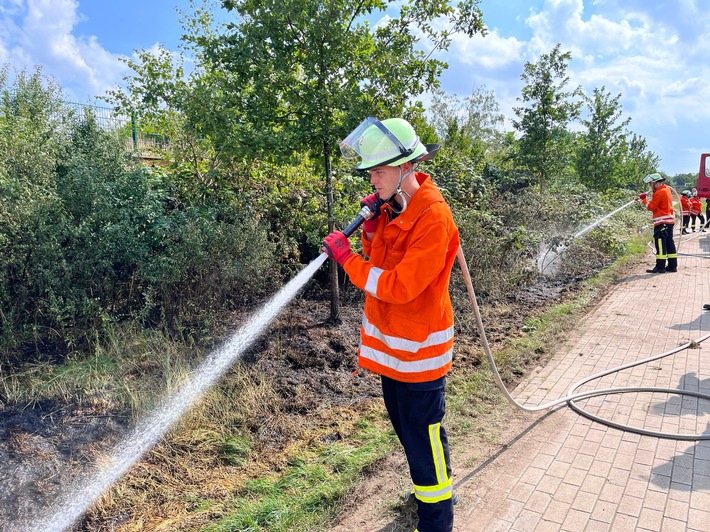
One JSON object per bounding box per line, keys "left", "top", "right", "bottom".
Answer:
{"left": 643, "top": 173, "right": 665, "bottom": 184}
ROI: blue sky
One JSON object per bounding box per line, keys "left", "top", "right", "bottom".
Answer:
{"left": 1, "top": 0, "right": 709, "bottom": 176}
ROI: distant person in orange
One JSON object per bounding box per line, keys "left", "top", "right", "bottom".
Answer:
{"left": 680, "top": 190, "right": 692, "bottom": 235}
{"left": 636, "top": 173, "right": 677, "bottom": 273}
{"left": 690, "top": 188, "right": 706, "bottom": 232}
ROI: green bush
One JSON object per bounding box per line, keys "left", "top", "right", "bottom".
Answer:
{"left": 0, "top": 72, "right": 280, "bottom": 362}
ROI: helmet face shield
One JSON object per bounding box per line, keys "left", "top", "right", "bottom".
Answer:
{"left": 339, "top": 117, "right": 380, "bottom": 162}
{"left": 339, "top": 117, "right": 427, "bottom": 170}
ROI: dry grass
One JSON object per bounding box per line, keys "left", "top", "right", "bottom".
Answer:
{"left": 77, "top": 361, "right": 388, "bottom": 531}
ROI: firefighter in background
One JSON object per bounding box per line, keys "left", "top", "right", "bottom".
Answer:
{"left": 690, "top": 188, "right": 706, "bottom": 232}
{"left": 637, "top": 173, "right": 678, "bottom": 273}
{"left": 680, "top": 190, "right": 692, "bottom": 235}
{"left": 323, "top": 117, "right": 458, "bottom": 532}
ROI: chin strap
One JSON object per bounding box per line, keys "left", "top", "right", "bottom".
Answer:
{"left": 383, "top": 165, "right": 416, "bottom": 214}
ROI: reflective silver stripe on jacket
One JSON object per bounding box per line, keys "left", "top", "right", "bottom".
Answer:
{"left": 362, "top": 316, "right": 454, "bottom": 352}
{"left": 652, "top": 214, "right": 674, "bottom": 224}
{"left": 358, "top": 345, "right": 453, "bottom": 373}
{"left": 365, "top": 266, "right": 383, "bottom": 296}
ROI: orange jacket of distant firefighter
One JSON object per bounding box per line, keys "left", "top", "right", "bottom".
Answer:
{"left": 342, "top": 173, "right": 460, "bottom": 383}
{"left": 690, "top": 196, "right": 702, "bottom": 215}
{"left": 680, "top": 195, "right": 691, "bottom": 215}
{"left": 642, "top": 184, "right": 675, "bottom": 226}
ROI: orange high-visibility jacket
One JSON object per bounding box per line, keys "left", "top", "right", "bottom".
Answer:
{"left": 342, "top": 173, "right": 460, "bottom": 383}
{"left": 642, "top": 184, "right": 674, "bottom": 226}
{"left": 680, "top": 195, "right": 691, "bottom": 215}
{"left": 690, "top": 197, "right": 702, "bottom": 215}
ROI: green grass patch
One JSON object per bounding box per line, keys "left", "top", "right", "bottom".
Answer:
{"left": 205, "top": 414, "right": 397, "bottom": 532}
{"left": 220, "top": 434, "right": 253, "bottom": 467}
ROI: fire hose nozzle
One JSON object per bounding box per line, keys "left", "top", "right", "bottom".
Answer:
{"left": 341, "top": 196, "right": 384, "bottom": 238}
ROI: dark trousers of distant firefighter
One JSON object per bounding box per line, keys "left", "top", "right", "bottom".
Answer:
{"left": 693, "top": 213, "right": 706, "bottom": 231}
{"left": 690, "top": 214, "right": 705, "bottom": 231}
{"left": 381, "top": 375, "right": 454, "bottom": 532}
{"left": 682, "top": 214, "right": 691, "bottom": 233}
{"left": 654, "top": 224, "right": 678, "bottom": 272}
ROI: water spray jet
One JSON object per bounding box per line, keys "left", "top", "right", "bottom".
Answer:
{"left": 21, "top": 205, "right": 379, "bottom": 532}
{"left": 538, "top": 199, "right": 636, "bottom": 274}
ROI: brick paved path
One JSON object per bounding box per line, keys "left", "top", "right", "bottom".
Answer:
{"left": 454, "top": 233, "right": 710, "bottom": 532}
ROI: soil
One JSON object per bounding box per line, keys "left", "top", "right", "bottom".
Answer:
{"left": 0, "top": 260, "right": 601, "bottom": 531}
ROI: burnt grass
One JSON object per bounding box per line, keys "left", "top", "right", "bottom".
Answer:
{"left": 0, "top": 255, "right": 604, "bottom": 530}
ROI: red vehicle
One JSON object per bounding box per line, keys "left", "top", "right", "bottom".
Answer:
{"left": 697, "top": 153, "right": 710, "bottom": 198}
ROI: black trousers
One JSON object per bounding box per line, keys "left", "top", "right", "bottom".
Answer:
{"left": 381, "top": 375, "right": 453, "bottom": 532}
{"left": 653, "top": 224, "right": 677, "bottom": 270}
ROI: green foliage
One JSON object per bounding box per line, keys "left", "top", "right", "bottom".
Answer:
{"left": 575, "top": 86, "right": 661, "bottom": 192}
{"left": 513, "top": 44, "right": 582, "bottom": 191}
{"left": 615, "top": 132, "right": 659, "bottom": 187}
{"left": 576, "top": 87, "right": 630, "bottom": 191}
{"left": 669, "top": 172, "right": 697, "bottom": 191}
{"left": 220, "top": 433, "right": 253, "bottom": 466}
{"left": 429, "top": 148, "right": 486, "bottom": 208}
{"left": 0, "top": 65, "right": 73, "bottom": 185}
{"left": 206, "top": 413, "right": 396, "bottom": 532}
{"left": 429, "top": 85, "right": 505, "bottom": 161}
{"left": 1, "top": 67, "right": 280, "bottom": 362}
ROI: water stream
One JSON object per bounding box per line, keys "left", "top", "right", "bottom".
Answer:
{"left": 538, "top": 200, "right": 636, "bottom": 274}
{"left": 21, "top": 253, "right": 329, "bottom": 532}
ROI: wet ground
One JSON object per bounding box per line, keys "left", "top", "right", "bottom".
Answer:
{"left": 0, "top": 400, "right": 127, "bottom": 528}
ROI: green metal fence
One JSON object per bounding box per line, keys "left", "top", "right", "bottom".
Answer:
{"left": 62, "top": 100, "right": 168, "bottom": 155}
{"left": 2, "top": 89, "right": 168, "bottom": 157}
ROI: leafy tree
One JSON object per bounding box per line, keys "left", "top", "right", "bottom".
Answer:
{"left": 616, "top": 132, "right": 659, "bottom": 189}
{"left": 108, "top": 0, "right": 485, "bottom": 320}
{"left": 0, "top": 65, "right": 73, "bottom": 185}
{"left": 429, "top": 85, "right": 505, "bottom": 166}
{"left": 669, "top": 172, "right": 696, "bottom": 191}
{"left": 513, "top": 44, "right": 581, "bottom": 192}
{"left": 106, "top": 34, "right": 233, "bottom": 206}
{"left": 576, "top": 87, "right": 630, "bottom": 191}
{"left": 203, "top": 0, "right": 485, "bottom": 321}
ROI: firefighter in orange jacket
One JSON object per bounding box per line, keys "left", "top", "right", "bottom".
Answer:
{"left": 680, "top": 190, "right": 692, "bottom": 234}
{"left": 690, "top": 189, "right": 705, "bottom": 231}
{"left": 323, "top": 117, "right": 458, "bottom": 532}
{"left": 637, "top": 173, "right": 677, "bottom": 273}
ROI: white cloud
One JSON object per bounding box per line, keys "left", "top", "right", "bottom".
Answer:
{"left": 523, "top": 0, "right": 710, "bottom": 131}
{"left": 434, "top": 0, "right": 710, "bottom": 173}
{"left": 1, "top": 0, "right": 129, "bottom": 100}
{"left": 450, "top": 30, "right": 523, "bottom": 69}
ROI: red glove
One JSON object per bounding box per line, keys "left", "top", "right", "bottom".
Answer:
{"left": 322, "top": 231, "right": 353, "bottom": 265}
{"left": 360, "top": 194, "right": 382, "bottom": 219}
{"left": 360, "top": 193, "right": 382, "bottom": 234}
{"left": 363, "top": 217, "right": 378, "bottom": 233}
{"left": 637, "top": 192, "right": 647, "bottom": 202}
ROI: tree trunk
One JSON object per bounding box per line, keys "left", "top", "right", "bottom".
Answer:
{"left": 324, "top": 141, "right": 340, "bottom": 322}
